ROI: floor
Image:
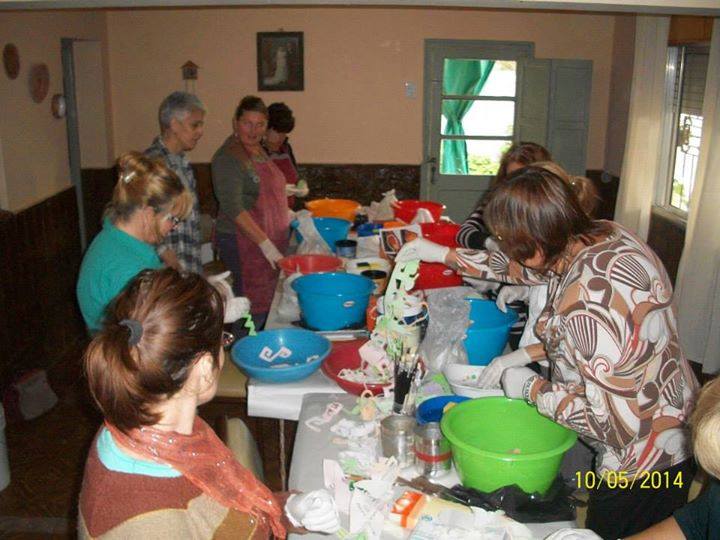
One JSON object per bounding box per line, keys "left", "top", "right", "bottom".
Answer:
{"left": 0, "top": 340, "right": 98, "bottom": 539}
{"left": 0, "top": 340, "right": 290, "bottom": 539}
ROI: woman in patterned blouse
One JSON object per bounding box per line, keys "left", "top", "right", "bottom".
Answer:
{"left": 397, "top": 165, "right": 699, "bottom": 539}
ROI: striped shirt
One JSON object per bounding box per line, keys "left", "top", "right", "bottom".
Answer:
{"left": 145, "top": 137, "right": 203, "bottom": 274}
{"left": 456, "top": 206, "right": 492, "bottom": 249}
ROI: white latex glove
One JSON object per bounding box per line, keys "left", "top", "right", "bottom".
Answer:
{"left": 395, "top": 238, "right": 449, "bottom": 264}
{"left": 207, "top": 271, "right": 252, "bottom": 324}
{"left": 484, "top": 236, "right": 501, "bottom": 252}
{"left": 496, "top": 285, "right": 530, "bottom": 313}
{"left": 285, "top": 179, "right": 310, "bottom": 198}
{"left": 285, "top": 489, "right": 340, "bottom": 534}
{"left": 476, "top": 347, "right": 531, "bottom": 388}
{"left": 501, "top": 366, "right": 540, "bottom": 401}
{"left": 544, "top": 528, "right": 602, "bottom": 540}
{"left": 288, "top": 208, "right": 297, "bottom": 222}
{"left": 259, "top": 238, "right": 283, "bottom": 269}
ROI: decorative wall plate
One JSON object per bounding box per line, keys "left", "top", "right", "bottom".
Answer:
{"left": 3, "top": 43, "right": 19, "bottom": 79}
{"left": 29, "top": 63, "right": 49, "bottom": 103}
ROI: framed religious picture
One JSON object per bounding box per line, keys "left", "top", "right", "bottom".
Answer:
{"left": 257, "top": 32, "right": 304, "bottom": 91}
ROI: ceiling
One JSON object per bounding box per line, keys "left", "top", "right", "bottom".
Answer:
{"left": 0, "top": 0, "right": 718, "bottom": 15}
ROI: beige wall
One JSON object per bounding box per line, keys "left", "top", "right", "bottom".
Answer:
{"left": 106, "top": 7, "right": 616, "bottom": 169}
{"left": 0, "top": 10, "right": 109, "bottom": 211}
{"left": 604, "top": 14, "right": 636, "bottom": 176}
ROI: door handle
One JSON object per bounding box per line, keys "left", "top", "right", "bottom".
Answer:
{"left": 424, "top": 157, "right": 438, "bottom": 185}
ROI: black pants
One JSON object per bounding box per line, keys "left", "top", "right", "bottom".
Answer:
{"left": 586, "top": 460, "right": 696, "bottom": 539}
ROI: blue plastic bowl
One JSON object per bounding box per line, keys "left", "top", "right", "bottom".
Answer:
{"left": 292, "top": 272, "right": 374, "bottom": 331}
{"left": 291, "top": 218, "right": 352, "bottom": 250}
{"left": 417, "top": 395, "right": 470, "bottom": 425}
{"left": 463, "top": 298, "right": 519, "bottom": 366}
{"left": 231, "top": 328, "right": 331, "bottom": 383}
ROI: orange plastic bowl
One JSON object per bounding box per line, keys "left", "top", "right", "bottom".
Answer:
{"left": 394, "top": 200, "right": 445, "bottom": 223}
{"left": 306, "top": 199, "right": 361, "bottom": 221}
{"left": 278, "top": 254, "right": 344, "bottom": 277}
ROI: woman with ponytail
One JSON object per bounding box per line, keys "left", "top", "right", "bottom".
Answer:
{"left": 76, "top": 151, "right": 192, "bottom": 332}
{"left": 396, "top": 165, "right": 698, "bottom": 539}
{"left": 79, "top": 268, "right": 339, "bottom": 539}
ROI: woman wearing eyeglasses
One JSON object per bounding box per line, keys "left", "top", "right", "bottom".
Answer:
{"left": 397, "top": 165, "right": 698, "bottom": 539}
{"left": 76, "top": 151, "right": 192, "bottom": 332}
{"left": 79, "top": 268, "right": 339, "bottom": 539}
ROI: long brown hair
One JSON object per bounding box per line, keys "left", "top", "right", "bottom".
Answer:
{"left": 484, "top": 165, "right": 611, "bottom": 273}
{"left": 84, "top": 268, "right": 224, "bottom": 432}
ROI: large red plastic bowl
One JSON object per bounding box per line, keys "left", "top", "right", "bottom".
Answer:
{"left": 394, "top": 200, "right": 445, "bottom": 223}
{"left": 321, "top": 339, "right": 390, "bottom": 396}
{"left": 278, "top": 254, "right": 344, "bottom": 277}
{"left": 420, "top": 222, "right": 460, "bottom": 247}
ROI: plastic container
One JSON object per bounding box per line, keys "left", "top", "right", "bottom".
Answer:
{"left": 0, "top": 404, "right": 9, "bottom": 491}
{"left": 356, "top": 222, "right": 383, "bottom": 237}
{"left": 230, "top": 328, "right": 331, "bottom": 383}
{"left": 278, "top": 254, "right": 343, "bottom": 277}
{"left": 335, "top": 239, "right": 358, "bottom": 258}
{"left": 361, "top": 269, "right": 388, "bottom": 295}
{"left": 306, "top": 198, "right": 361, "bottom": 221}
{"left": 463, "top": 298, "right": 518, "bottom": 366}
{"left": 394, "top": 200, "right": 446, "bottom": 223}
{"left": 441, "top": 397, "right": 577, "bottom": 495}
{"left": 291, "top": 217, "right": 352, "bottom": 251}
{"left": 292, "top": 272, "right": 374, "bottom": 330}
{"left": 416, "top": 395, "right": 470, "bottom": 425}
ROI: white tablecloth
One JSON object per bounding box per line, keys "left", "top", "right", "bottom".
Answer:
{"left": 247, "top": 275, "right": 348, "bottom": 421}
{"left": 288, "top": 393, "right": 576, "bottom": 540}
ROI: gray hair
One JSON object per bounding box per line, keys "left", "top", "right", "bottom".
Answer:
{"left": 158, "top": 92, "right": 205, "bottom": 132}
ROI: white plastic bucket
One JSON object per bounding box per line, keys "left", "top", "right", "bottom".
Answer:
{"left": 0, "top": 404, "right": 10, "bottom": 491}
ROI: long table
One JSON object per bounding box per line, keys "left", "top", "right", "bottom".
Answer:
{"left": 288, "top": 393, "right": 576, "bottom": 540}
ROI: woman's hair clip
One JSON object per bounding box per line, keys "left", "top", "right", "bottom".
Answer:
{"left": 121, "top": 171, "right": 137, "bottom": 184}
{"left": 119, "top": 318, "right": 143, "bottom": 346}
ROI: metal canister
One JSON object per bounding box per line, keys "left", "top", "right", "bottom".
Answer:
{"left": 380, "top": 414, "right": 416, "bottom": 468}
{"left": 414, "top": 422, "right": 452, "bottom": 478}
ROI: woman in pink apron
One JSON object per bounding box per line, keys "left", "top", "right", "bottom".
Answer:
{"left": 211, "top": 96, "right": 289, "bottom": 328}
{"left": 263, "top": 102, "right": 309, "bottom": 208}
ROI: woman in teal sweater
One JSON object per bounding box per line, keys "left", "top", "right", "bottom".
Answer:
{"left": 76, "top": 151, "right": 192, "bottom": 331}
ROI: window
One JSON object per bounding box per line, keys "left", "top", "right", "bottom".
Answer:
{"left": 659, "top": 45, "right": 710, "bottom": 214}
{"left": 439, "top": 59, "right": 517, "bottom": 176}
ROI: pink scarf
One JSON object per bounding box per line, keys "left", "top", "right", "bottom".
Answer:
{"left": 106, "top": 418, "right": 286, "bottom": 538}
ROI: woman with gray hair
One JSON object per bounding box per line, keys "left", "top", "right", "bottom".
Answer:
{"left": 145, "top": 91, "right": 206, "bottom": 274}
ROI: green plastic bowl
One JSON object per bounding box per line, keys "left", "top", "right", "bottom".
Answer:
{"left": 441, "top": 397, "right": 577, "bottom": 495}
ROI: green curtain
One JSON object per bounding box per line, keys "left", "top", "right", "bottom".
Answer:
{"left": 441, "top": 60, "right": 495, "bottom": 175}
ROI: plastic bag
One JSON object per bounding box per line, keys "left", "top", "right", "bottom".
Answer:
{"left": 445, "top": 476, "right": 580, "bottom": 524}
{"left": 277, "top": 272, "right": 302, "bottom": 322}
{"left": 419, "top": 286, "right": 477, "bottom": 373}
{"left": 295, "top": 210, "right": 333, "bottom": 255}
{"left": 367, "top": 189, "right": 398, "bottom": 222}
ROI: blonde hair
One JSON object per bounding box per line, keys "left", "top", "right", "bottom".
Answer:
{"left": 533, "top": 161, "right": 599, "bottom": 217}
{"left": 105, "top": 151, "right": 192, "bottom": 223}
{"left": 692, "top": 377, "right": 720, "bottom": 479}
